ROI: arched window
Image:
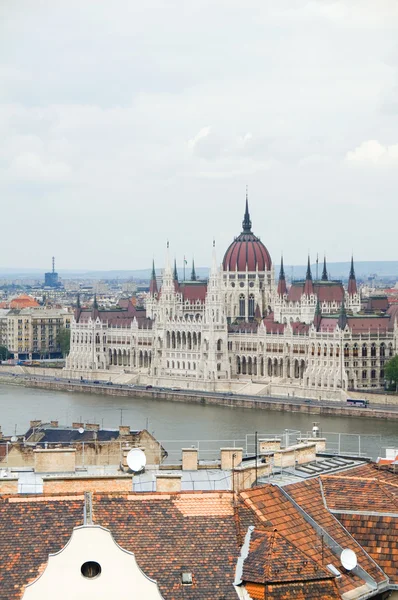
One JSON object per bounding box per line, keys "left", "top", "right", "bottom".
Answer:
{"left": 344, "top": 344, "right": 349, "bottom": 358}
{"left": 353, "top": 344, "right": 358, "bottom": 358}
{"left": 239, "top": 294, "right": 245, "bottom": 317}
{"left": 362, "top": 370, "right": 367, "bottom": 379}
{"left": 371, "top": 343, "right": 376, "bottom": 357}
{"left": 217, "top": 339, "right": 222, "bottom": 352}
{"left": 380, "top": 343, "right": 385, "bottom": 358}
{"left": 362, "top": 344, "right": 367, "bottom": 357}
{"left": 371, "top": 369, "right": 376, "bottom": 379}
{"left": 248, "top": 294, "right": 255, "bottom": 318}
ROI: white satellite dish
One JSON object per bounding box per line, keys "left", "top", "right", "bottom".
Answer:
{"left": 78, "top": 427, "right": 85, "bottom": 434}
{"left": 126, "top": 448, "right": 147, "bottom": 473}
{"left": 340, "top": 549, "right": 357, "bottom": 571}
{"left": 10, "top": 436, "right": 18, "bottom": 443}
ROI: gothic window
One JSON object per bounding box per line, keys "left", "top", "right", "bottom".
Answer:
{"left": 353, "top": 344, "right": 358, "bottom": 357}
{"left": 344, "top": 344, "right": 349, "bottom": 358}
{"left": 217, "top": 339, "right": 222, "bottom": 352}
{"left": 371, "top": 369, "right": 376, "bottom": 379}
{"left": 323, "top": 345, "right": 327, "bottom": 357}
{"left": 248, "top": 294, "right": 255, "bottom": 317}
{"left": 362, "top": 344, "right": 367, "bottom": 357}
{"left": 362, "top": 370, "right": 367, "bottom": 379}
{"left": 330, "top": 345, "right": 333, "bottom": 357}
{"left": 239, "top": 294, "right": 245, "bottom": 317}
{"left": 371, "top": 343, "right": 376, "bottom": 357}
{"left": 380, "top": 343, "right": 385, "bottom": 357}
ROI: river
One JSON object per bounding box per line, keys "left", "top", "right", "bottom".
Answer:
{"left": 0, "top": 385, "right": 397, "bottom": 459}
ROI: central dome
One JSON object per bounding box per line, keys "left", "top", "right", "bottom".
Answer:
{"left": 223, "top": 197, "right": 272, "bottom": 272}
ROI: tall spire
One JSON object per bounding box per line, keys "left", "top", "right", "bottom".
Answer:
{"left": 348, "top": 255, "right": 357, "bottom": 295}
{"left": 303, "top": 255, "right": 314, "bottom": 296}
{"left": 277, "top": 255, "right": 287, "bottom": 296}
{"left": 314, "top": 296, "right": 322, "bottom": 331}
{"left": 338, "top": 296, "right": 347, "bottom": 330}
{"left": 149, "top": 260, "right": 158, "bottom": 295}
{"left": 321, "top": 256, "right": 328, "bottom": 281}
{"left": 93, "top": 294, "right": 98, "bottom": 310}
{"left": 242, "top": 188, "right": 252, "bottom": 233}
{"left": 76, "top": 293, "right": 81, "bottom": 308}
{"left": 173, "top": 258, "right": 178, "bottom": 282}
{"left": 191, "top": 259, "right": 197, "bottom": 281}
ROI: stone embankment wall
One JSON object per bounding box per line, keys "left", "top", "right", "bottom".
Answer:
{"left": 1, "top": 376, "right": 395, "bottom": 420}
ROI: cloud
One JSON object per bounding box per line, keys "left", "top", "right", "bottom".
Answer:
{"left": 7, "top": 152, "right": 71, "bottom": 183}
{"left": 345, "top": 140, "right": 398, "bottom": 166}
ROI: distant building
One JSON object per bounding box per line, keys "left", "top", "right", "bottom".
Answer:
{"left": 44, "top": 256, "right": 60, "bottom": 288}
{"left": 7, "top": 306, "right": 71, "bottom": 359}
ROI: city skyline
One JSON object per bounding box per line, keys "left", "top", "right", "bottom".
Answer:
{"left": 1, "top": 1, "right": 398, "bottom": 269}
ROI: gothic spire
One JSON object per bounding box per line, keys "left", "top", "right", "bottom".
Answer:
{"left": 173, "top": 258, "right": 178, "bottom": 282}
{"left": 76, "top": 293, "right": 81, "bottom": 309}
{"left": 191, "top": 259, "right": 197, "bottom": 281}
{"left": 338, "top": 296, "right": 347, "bottom": 330}
{"left": 314, "top": 296, "right": 322, "bottom": 331}
{"left": 303, "top": 255, "right": 314, "bottom": 296}
{"left": 277, "top": 255, "right": 287, "bottom": 296}
{"left": 149, "top": 260, "right": 158, "bottom": 295}
{"left": 242, "top": 189, "right": 252, "bottom": 233}
{"left": 306, "top": 255, "right": 312, "bottom": 281}
{"left": 348, "top": 255, "right": 357, "bottom": 295}
{"left": 93, "top": 294, "right": 98, "bottom": 310}
{"left": 321, "top": 256, "right": 328, "bottom": 281}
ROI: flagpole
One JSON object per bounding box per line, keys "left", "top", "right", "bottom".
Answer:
{"left": 183, "top": 256, "right": 186, "bottom": 282}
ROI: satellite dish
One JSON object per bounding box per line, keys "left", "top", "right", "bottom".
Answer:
{"left": 126, "top": 448, "right": 147, "bottom": 473}
{"left": 340, "top": 549, "right": 357, "bottom": 571}
{"left": 11, "top": 436, "right": 18, "bottom": 443}
{"left": 78, "top": 427, "right": 85, "bottom": 434}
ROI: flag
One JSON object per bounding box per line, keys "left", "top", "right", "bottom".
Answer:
{"left": 184, "top": 257, "right": 187, "bottom": 265}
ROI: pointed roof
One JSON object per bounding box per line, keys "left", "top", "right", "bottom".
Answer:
{"left": 303, "top": 256, "right": 314, "bottom": 296}
{"left": 242, "top": 190, "right": 252, "bottom": 233}
{"left": 348, "top": 256, "right": 357, "bottom": 295}
{"left": 277, "top": 256, "right": 287, "bottom": 296}
{"left": 321, "top": 256, "right": 328, "bottom": 281}
{"left": 149, "top": 260, "right": 158, "bottom": 295}
{"left": 191, "top": 259, "right": 197, "bottom": 281}
{"left": 314, "top": 297, "right": 322, "bottom": 331}
{"left": 76, "top": 293, "right": 81, "bottom": 309}
{"left": 242, "top": 529, "right": 333, "bottom": 585}
{"left": 173, "top": 259, "right": 178, "bottom": 282}
{"left": 338, "top": 297, "right": 347, "bottom": 330}
{"left": 93, "top": 294, "right": 98, "bottom": 310}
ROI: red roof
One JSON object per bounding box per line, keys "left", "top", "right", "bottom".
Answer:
{"left": 180, "top": 283, "right": 207, "bottom": 303}
{"left": 223, "top": 232, "right": 272, "bottom": 272}
{"left": 288, "top": 282, "right": 344, "bottom": 303}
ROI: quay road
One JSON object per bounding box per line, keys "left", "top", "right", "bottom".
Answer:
{"left": 1, "top": 371, "right": 398, "bottom": 415}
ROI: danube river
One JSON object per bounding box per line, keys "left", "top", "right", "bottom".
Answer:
{"left": 1, "top": 385, "right": 397, "bottom": 459}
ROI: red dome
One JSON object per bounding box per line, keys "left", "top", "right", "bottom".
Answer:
{"left": 222, "top": 197, "right": 272, "bottom": 272}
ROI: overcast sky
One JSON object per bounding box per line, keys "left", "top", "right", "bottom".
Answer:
{"left": 1, "top": 0, "right": 398, "bottom": 271}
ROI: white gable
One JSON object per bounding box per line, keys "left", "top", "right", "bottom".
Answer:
{"left": 22, "top": 525, "right": 164, "bottom": 600}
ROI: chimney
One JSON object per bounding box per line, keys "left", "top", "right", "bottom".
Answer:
{"left": 50, "top": 421, "right": 59, "bottom": 428}
{"left": 72, "top": 422, "right": 84, "bottom": 429}
{"left": 119, "top": 425, "right": 131, "bottom": 436}
{"left": 182, "top": 448, "right": 198, "bottom": 471}
{"left": 30, "top": 420, "right": 42, "bottom": 429}
{"left": 156, "top": 474, "right": 182, "bottom": 493}
{"left": 34, "top": 448, "right": 76, "bottom": 473}
{"left": 85, "top": 423, "right": 100, "bottom": 431}
{"left": 220, "top": 448, "right": 243, "bottom": 470}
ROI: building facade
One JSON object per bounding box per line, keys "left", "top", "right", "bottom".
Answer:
{"left": 7, "top": 307, "right": 72, "bottom": 359}
{"left": 66, "top": 197, "right": 398, "bottom": 394}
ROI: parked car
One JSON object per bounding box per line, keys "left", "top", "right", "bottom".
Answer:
{"left": 106, "top": 381, "right": 113, "bottom": 386}
{"left": 146, "top": 385, "right": 153, "bottom": 390}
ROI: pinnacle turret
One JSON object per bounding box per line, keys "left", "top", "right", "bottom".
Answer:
{"left": 277, "top": 256, "right": 287, "bottom": 296}
{"left": 149, "top": 260, "right": 158, "bottom": 295}
{"left": 348, "top": 255, "right": 357, "bottom": 295}
{"left": 191, "top": 259, "right": 197, "bottom": 281}
{"left": 321, "top": 256, "right": 328, "bottom": 281}
{"left": 242, "top": 190, "right": 252, "bottom": 233}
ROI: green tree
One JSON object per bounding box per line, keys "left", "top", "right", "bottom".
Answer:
{"left": 57, "top": 327, "right": 71, "bottom": 357}
{"left": 385, "top": 354, "right": 398, "bottom": 392}
{"left": 0, "top": 346, "right": 9, "bottom": 361}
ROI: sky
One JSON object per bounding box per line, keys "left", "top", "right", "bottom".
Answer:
{"left": 0, "top": 0, "right": 398, "bottom": 271}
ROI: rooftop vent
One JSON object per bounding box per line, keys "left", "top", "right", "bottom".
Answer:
{"left": 327, "top": 564, "right": 341, "bottom": 577}
{"left": 181, "top": 572, "right": 192, "bottom": 585}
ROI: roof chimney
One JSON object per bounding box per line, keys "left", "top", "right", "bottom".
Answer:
{"left": 156, "top": 473, "right": 182, "bottom": 493}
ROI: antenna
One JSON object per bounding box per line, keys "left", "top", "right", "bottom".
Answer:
{"left": 78, "top": 427, "right": 85, "bottom": 434}
{"left": 126, "top": 448, "right": 147, "bottom": 473}
{"left": 340, "top": 549, "right": 357, "bottom": 571}
{"left": 52, "top": 256, "right": 55, "bottom": 273}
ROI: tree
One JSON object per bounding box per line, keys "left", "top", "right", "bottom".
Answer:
{"left": 0, "top": 346, "right": 9, "bottom": 361}
{"left": 57, "top": 327, "right": 71, "bottom": 357}
{"left": 385, "top": 354, "right": 398, "bottom": 392}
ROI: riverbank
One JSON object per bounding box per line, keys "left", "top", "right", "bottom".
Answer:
{"left": 1, "top": 375, "right": 397, "bottom": 421}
